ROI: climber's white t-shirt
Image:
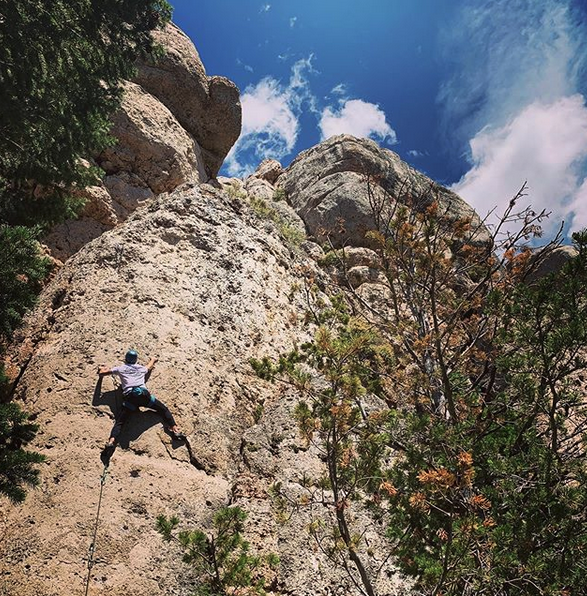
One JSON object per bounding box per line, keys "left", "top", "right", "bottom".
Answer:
{"left": 111, "top": 364, "right": 148, "bottom": 395}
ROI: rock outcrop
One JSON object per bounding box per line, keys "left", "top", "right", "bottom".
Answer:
{"left": 99, "top": 82, "right": 208, "bottom": 196}
{"left": 135, "top": 23, "right": 242, "bottom": 179}
{"left": 280, "top": 135, "right": 489, "bottom": 248}
{"left": 44, "top": 23, "right": 241, "bottom": 262}
{"left": 2, "top": 178, "right": 410, "bottom": 595}
{"left": 0, "top": 184, "right": 309, "bottom": 594}
{"left": 251, "top": 159, "right": 284, "bottom": 185}
{"left": 526, "top": 244, "right": 578, "bottom": 283}
{"left": 3, "top": 27, "right": 499, "bottom": 594}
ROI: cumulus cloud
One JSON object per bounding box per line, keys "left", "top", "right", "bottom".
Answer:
{"left": 224, "top": 60, "right": 396, "bottom": 177}
{"left": 259, "top": 4, "right": 271, "bottom": 13}
{"left": 290, "top": 16, "right": 297, "bottom": 28}
{"left": 451, "top": 95, "right": 587, "bottom": 235}
{"left": 319, "top": 99, "right": 397, "bottom": 143}
{"left": 440, "top": 0, "right": 587, "bottom": 235}
{"left": 408, "top": 149, "right": 425, "bottom": 158}
{"left": 225, "top": 57, "right": 317, "bottom": 176}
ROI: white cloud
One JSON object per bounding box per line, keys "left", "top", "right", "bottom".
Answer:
{"left": 319, "top": 99, "right": 397, "bottom": 144}
{"left": 260, "top": 4, "right": 271, "bottom": 13}
{"left": 290, "top": 16, "right": 297, "bottom": 28}
{"left": 451, "top": 95, "right": 587, "bottom": 235}
{"left": 567, "top": 178, "right": 587, "bottom": 231}
{"left": 225, "top": 57, "right": 317, "bottom": 176}
{"left": 440, "top": 0, "right": 587, "bottom": 236}
{"left": 330, "top": 83, "right": 348, "bottom": 96}
{"left": 236, "top": 58, "right": 254, "bottom": 73}
{"left": 408, "top": 149, "right": 424, "bottom": 158}
{"left": 439, "top": 0, "right": 587, "bottom": 147}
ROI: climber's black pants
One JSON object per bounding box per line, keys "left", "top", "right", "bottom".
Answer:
{"left": 109, "top": 387, "right": 176, "bottom": 441}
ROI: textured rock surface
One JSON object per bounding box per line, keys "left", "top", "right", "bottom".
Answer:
{"left": 280, "top": 134, "right": 488, "bottom": 247}
{"left": 223, "top": 175, "right": 308, "bottom": 240}
{"left": 243, "top": 177, "right": 276, "bottom": 201}
{"left": 44, "top": 24, "right": 241, "bottom": 262}
{"left": 135, "top": 23, "right": 242, "bottom": 178}
{"left": 1, "top": 183, "right": 408, "bottom": 596}
{"left": 527, "top": 245, "right": 578, "bottom": 282}
{"left": 251, "top": 159, "right": 283, "bottom": 184}
{"left": 43, "top": 185, "right": 118, "bottom": 263}
{"left": 99, "top": 82, "right": 207, "bottom": 195}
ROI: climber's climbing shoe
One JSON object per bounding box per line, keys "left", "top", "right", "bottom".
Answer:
{"left": 170, "top": 430, "right": 187, "bottom": 442}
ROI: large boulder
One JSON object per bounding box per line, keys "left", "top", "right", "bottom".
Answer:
{"left": 44, "top": 83, "right": 208, "bottom": 262}
{"left": 98, "top": 82, "right": 207, "bottom": 195}
{"left": 44, "top": 24, "right": 242, "bottom": 262}
{"left": 252, "top": 159, "right": 283, "bottom": 185}
{"left": 280, "top": 135, "right": 489, "bottom": 247}
{"left": 135, "top": 23, "right": 242, "bottom": 178}
{"left": 526, "top": 245, "right": 578, "bottom": 283}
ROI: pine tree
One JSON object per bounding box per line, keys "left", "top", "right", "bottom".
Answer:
{"left": 253, "top": 181, "right": 587, "bottom": 595}
{"left": 0, "top": 224, "right": 52, "bottom": 344}
{"left": 158, "top": 507, "right": 279, "bottom": 596}
{"left": 0, "top": 402, "right": 45, "bottom": 503}
{"left": 0, "top": 0, "right": 172, "bottom": 227}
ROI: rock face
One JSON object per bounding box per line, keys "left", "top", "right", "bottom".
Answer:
{"left": 99, "top": 82, "right": 208, "bottom": 196}
{"left": 280, "top": 135, "right": 488, "bottom": 247}
{"left": 135, "top": 23, "right": 242, "bottom": 179}
{"left": 4, "top": 36, "right": 494, "bottom": 593}
{"left": 44, "top": 23, "right": 241, "bottom": 262}
{"left": 1, "top": 183, "right": 409, "bottom": 596}
{"left": 526, "top": 245, "right": 578, "bottom": 283}
{"left": 252, "top": 159, "right": 284, "bottom": 185}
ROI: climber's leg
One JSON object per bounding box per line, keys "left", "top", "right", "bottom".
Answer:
{"left": 147, "top": 397, "right": 185, "bottom": 439}
{"left": 108, "top": 403, "right": 134, "bottom": 443}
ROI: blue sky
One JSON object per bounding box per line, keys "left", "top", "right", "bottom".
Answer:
{"left": 170, "top": 0, "right": 587, "bottom": 236}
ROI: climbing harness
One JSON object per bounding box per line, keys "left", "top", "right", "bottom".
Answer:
{"left": 84, "top": 462, "right": 110, "bottom": 596}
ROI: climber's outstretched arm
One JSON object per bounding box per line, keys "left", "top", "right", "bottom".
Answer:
{"left": 98, "top": 365, "right": 113, "bottom": 376}
{"left": 146, "top": 357, "right": 158, "bottom": 372}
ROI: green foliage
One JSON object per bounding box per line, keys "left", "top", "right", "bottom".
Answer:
{"left": 157, "top": 506, "right": 279, "bottom": 596}
{"left": 253, "top": 313, "right": 395, "bottom": 596}
{"left": 253, "top": 180, "right": 587, "bottom": 595}
{"left": 0, "top": 364, "right": 10, "bottom": 400}
{"left": 253, "top": 402, "right": 264, "bottom": 423}
{"left": 0, "top": 0, "right": 172, "bottom": 227}
{"left": 248, "top": 195, "right": 307, "bottom": 247}
{"left": 225, "top": 184, "right": 305, "bottom": 246}
{"left": 0, "top": 402, "right": 45, "bottom": 503}
{"left": 0, "top": 224, "right": 52, "bottom": 344}
{"left": 225, "top": 181, "right": 248, "bottom": 201}
{"left": 318, "top": 249, "right": 346, "bottom": 268}
{"left": 272, "top": 188, "right": 287, "bottom": 202}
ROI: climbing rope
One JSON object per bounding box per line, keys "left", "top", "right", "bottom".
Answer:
{"left": 84, "top": 462, "right": 110, "bottom": 596}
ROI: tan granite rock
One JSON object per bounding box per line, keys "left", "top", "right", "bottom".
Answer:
{"left": 135, "top": 23, "right": 241, "bottom": 178}
{"left": 280, "top": 134, "right": 490, "bottom": 248}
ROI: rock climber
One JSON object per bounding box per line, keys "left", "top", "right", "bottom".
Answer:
{"left": 98, "top": 350, "right": 185, "bottom": 462}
